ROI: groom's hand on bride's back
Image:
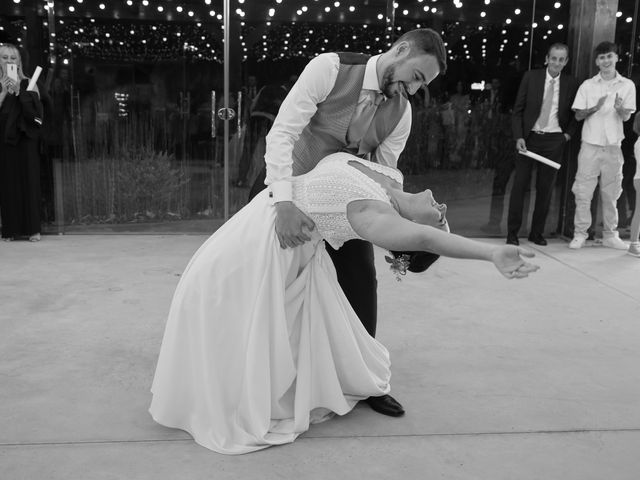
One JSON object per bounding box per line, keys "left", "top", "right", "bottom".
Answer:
{"left": 274, "top": 201, "right": 316, "bottom": 249}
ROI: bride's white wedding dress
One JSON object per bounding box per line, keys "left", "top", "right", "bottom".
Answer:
{"left": 149, "top": 153, "right": 403, "bottom": 454}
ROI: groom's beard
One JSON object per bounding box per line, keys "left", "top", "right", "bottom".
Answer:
{"left": 381, "top": 64, "right": 405, "bottom": 99}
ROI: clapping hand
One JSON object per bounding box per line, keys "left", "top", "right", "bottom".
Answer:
{"left": 594, "top": 94, "right": 608, "bottom": 110}
{"left": 491, "top": 246, "right": 540, "bottom": 279}
{"left": 614, "top": 93, "right": 624, "bottom": 109}
{"left": 614, "top": 93, "right": 633, "bottom": 118}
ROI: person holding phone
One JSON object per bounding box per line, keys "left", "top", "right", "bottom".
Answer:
{"left": 0, "top": 43, "right": 44, "bottom": 242}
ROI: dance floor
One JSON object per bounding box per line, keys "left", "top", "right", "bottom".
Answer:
{"left": 1, "top": 235, "right": 639, "bottom": 479}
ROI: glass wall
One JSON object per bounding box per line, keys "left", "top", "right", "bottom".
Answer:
{"left": 393, "top": 0, "right": 571, "bottom": 237}
{"left": 53, "top": 18, "right": 231, "bottom": 233}
{"left": 0, "top": 0, "right": 585, "bottom": 237}
{"left": 50, "top": 6, "right": 234, "bottom": 233}
{"left": 234, "top": 0, "right": 570, "bottom": 237}
{"left": 3, "top": 1, "right": 239, "bottom": 234}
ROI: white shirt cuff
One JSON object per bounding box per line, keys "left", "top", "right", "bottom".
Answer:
{"left": 269, "top": 180, "right": 293, "bottom": 204}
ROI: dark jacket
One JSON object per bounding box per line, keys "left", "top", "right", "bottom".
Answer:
{"left": 2, "top": 79, "right": 43, "bottom": 145}
{"left": 512, "top": 68, "right": 578, "bottom": 141}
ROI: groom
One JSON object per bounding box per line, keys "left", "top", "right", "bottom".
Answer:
{"left": 249, "top": 29, "right": 446, "bottom": 417}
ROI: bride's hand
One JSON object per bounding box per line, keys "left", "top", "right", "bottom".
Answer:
{"left": 491, "top": 246, "right": 539, "bottom": 279}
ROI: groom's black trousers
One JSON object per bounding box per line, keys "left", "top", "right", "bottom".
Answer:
{"left": 324, "top": 240, "right": 377, "bottom": 337}
{"left": 249, "top": 167, "right": 378, "bottom": 338}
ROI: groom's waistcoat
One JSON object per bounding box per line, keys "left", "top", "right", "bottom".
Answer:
{"left": 291, "top": 52, "right": 408, "bottom": 176}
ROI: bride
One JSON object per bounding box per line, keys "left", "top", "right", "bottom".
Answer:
{"left": 149, "top": 152, "right": 538, "bottom": 455}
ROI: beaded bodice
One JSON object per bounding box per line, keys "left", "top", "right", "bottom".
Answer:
{"left": 292, "top": 153, "right": 403, "bottom": 249}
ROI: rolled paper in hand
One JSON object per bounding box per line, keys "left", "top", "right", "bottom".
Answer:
{"left": 27, "top": 66, "right": 42, "bottom": 92}
{"left": 518, "top": 149, "right": 561, "bottom": 170}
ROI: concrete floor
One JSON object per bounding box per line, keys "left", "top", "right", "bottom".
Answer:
{"left": 1, "top": 234, "right": 639, "bottom": 479}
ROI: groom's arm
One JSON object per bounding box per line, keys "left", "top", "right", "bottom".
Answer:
{"left": 264, "top": 54, "right": 338, "bottom": 248}
{"left": 264, "top": 53, "right": 338, "bottom": 199}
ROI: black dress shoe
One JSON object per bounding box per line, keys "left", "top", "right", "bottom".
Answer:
{"left": 528, "top": 233, "right": 547, "bottom": 246}
{"left": 506, "top": 235, "right": 519, "bottom": 246}
{"left": 364, "top": 394, "right": 405, "bottom": 417}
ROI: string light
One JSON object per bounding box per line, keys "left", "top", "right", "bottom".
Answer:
{"left": 1, "top": 0, "right": 633, "bottom": 71}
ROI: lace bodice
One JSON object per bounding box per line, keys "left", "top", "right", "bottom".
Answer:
{"left": 292, "top": 153, "right": 402, "bottom": 249}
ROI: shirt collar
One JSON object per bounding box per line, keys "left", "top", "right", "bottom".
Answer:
{"left": 594, "top": 70, "right": 622, "bottom": 83}
{"left": 364, "top": 54, "right": 383, "bottom": 93}
{"left": 545, "top": 69, "right": 560, "bottom": 82}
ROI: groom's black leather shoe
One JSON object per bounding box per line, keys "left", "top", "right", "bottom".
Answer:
{"left": 528, "top": 233, "right": 547, "bottom": 246}
{"left": 364, "top": 394, "right": 405, "bottom": 417}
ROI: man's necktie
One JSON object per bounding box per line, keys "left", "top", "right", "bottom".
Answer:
{"left": 537, "top": 78, "right": 555, "bottom": 129}
{"left": 347, "top": 90, "right": 385, "bottom": 146}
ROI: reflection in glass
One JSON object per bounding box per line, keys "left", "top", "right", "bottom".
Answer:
{"left": 0, "top": 1, "right": 575, "bottom": 236}
{"left": 395, "top": 1, "right": 570, "bottom": 237}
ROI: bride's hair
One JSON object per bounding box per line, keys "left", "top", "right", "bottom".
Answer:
{"left": 390, "top": 250, "right": 439, "bottom": 273}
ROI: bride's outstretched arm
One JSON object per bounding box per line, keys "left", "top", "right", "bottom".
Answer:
{"left": 347, "top": 200, "right": 539, "bottom": 279}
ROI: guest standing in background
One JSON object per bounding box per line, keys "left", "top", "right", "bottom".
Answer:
{"left": 569, "top": 41, "right": 636, "bottom": 250}
{"left": 0, "top": 43, "right": 43, "bottom": 242}
{"left": 507, "top": 43, "right": 578, "bottom": 246}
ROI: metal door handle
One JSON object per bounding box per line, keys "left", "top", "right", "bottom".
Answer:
{"left": 217, "top": 107, "right": 236, "bottom": 120}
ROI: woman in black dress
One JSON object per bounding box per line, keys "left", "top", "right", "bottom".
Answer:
{"left": 0, "top": 43, "right": 43, "bottom": 242}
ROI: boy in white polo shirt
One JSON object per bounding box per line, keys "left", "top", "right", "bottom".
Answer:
{"left": 569, "top": 41, "right": 636, "bottom": 250}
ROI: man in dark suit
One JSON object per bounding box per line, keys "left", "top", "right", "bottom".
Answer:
{"left": 507, "top": 43, "right": 578, "bottom": 245}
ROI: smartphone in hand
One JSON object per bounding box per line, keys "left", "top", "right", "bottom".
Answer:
{"left": 6, "top": 63, "right": 18, "bottom": 82}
